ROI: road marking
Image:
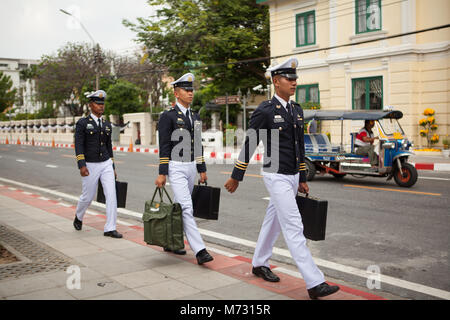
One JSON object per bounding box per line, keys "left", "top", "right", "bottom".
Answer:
{"left": 38, "top": 196, "right": 50, "bottom": 201}
{"left": 419, "top": 176, "right": 450, "bottom": 181}
{"left": 146, "top": 164, "right": 158, "bottom": 167}
{"left": 206, "top": 246, "right": 237, "bottom": 258}
{"left": 116, "top": 219, "right": 134, "bottom": 226}
{"left": 45, "top": 164, "right": 58, "bottom": 168}
{"left": 262, "top": 197, "right": 270, "bottom": 201}
{"left": 220, "top": 171, "right": 263, "bottom": 178}
{"left": 16, "top": 159, "right": 27, "bottom": 163}
{"left": 1, "top": 176, "right": 449, "bottom": 300}
{"left": 61, "top": 154, "right": 75, "bottom": 159}
{"left": 34, "top": 151, "right": 49, "bottom": 155}
{"left": 58, "top": 202, "right": 72, "bottom": 207}
{"left": 343, "top": 184, "right": 441, "bottom": 196}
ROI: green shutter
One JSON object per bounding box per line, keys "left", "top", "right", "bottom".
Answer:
{"left": 352, "top": 77, "right": 383, "bottom": 110}
{"left": 296, "top": 11, "right": 316, "bottom": 47}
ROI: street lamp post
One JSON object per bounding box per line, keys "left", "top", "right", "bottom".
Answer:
{"left": 60, "top": 9, "right": 99, "bottom": 90}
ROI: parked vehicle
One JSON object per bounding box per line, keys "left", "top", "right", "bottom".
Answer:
{"left": 303, "top": 109, "right": 418, "bottom": 187}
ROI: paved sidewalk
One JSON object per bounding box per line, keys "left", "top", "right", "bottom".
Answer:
{"left": 0, "top": 183, "right": 388, "bottom": 301}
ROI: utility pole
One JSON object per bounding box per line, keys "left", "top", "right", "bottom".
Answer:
{"left": 60, "top": 9, "right": 99, "bottom": 89}
{"left": 225, "top": 93, "right": 229, "bottom": 126}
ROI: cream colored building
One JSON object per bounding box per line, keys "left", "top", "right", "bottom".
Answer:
{"left": 258, "top": 0, "right": 449, "bottom": 148}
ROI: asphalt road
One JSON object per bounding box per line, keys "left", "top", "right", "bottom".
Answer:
{"left": 1, "top": 144, "right": 449, "bottom": 300}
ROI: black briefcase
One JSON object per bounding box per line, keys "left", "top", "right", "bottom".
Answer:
{"left": 97, "top": 180, "right": 128, "bottom": 208}
{"left": 296, "top": 193, "right": 327, "bottom": 241}
{"left": 192, "top": 181, "right": 220, "bottom": 220}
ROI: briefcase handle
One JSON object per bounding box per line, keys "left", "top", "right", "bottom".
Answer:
{"left": 298, "top": 192, "right": 309, "bottom": 198}
{"left": 150, "top": 187, "right": 173, "bottom": 205}
{"left": 197, "top": 180, "right": 208, "bottom": 186}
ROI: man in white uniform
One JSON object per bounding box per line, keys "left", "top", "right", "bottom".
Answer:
{"left": 225, "top": 58, "right": 339, "bottom": 299}
{"left": 155, "top": 73, "right": 213, "bottom": 265}
{"left": 73, "top": 90, "right": 122, "bottom": 238}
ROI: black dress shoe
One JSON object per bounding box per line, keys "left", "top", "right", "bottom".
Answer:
{"left": 164, "top": 248, "right": 187, "bottom": 255}
{"left": 73, "top": 216, "right": 82, "bottom": 231}
{"left": 252, "top": 266, "right": 280, "bottom": 282}
{"left": 307, "top": 282, "right": 340, "bottom": 300}
{"left": 196, "top": 249, "right": 213, "bottom": 265}
{"left": 103, "top": 230, "right": 123, "bottom": 238}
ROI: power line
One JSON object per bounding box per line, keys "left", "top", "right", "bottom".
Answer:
{"left": 112, "top": 23, "right": 450, "bottom": 78}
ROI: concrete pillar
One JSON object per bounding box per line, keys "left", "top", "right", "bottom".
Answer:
{"left": 211, "top": 112, "right": 220, "bottom": 130}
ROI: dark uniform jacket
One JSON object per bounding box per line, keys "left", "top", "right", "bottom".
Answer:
{"left": 231, "top": 96, "right": 307, "bottom": 182}
{"left": 75, "top": 115, "right": 115, "bottom": 170}
{"left": 158, "top": 105, "right": 206, "bottom": 175}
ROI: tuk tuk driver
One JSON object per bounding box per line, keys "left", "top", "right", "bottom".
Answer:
{"left": 355, "top": 120, "right": 379, "bottom": 167}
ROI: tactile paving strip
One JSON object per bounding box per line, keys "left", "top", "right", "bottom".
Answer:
{"left": 0, "top": 224, "right": 75, "bottom": 281}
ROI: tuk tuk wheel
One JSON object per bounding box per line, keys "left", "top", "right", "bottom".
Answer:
{"left": 393, "top": 163, "right": 418, "bottom": 187}
{"left": 332, "top": 173, "right": 346, "bottom": 179}
{"left": 305, "top": 159, "right": 316, "bottom": 181}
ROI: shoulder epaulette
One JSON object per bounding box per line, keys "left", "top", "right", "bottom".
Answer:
{"left": 259, "top": 99, "right": 273, "bottom": 109}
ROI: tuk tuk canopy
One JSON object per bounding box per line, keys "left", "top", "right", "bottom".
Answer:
{"left": 303, "top": 110, "right": 403, "bottom": 121}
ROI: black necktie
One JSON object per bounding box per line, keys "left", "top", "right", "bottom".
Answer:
{"left": 286, "top": 103, "right": 293, "bottom": 118}
{"left": 186, "top": 109, "right": 192, "bottom": 126}
{"left": 98, "top": 119, "right": 101, "bottom": 128}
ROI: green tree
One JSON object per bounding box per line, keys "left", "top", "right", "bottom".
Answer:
{"left": 0, "top": 72, "right": 17, "bottom": 113}
{"left": 35, "top": 42, "right": 110, "bottom": 116}
{"left": 123, "top": 0, "right": 270, "bottom": 98}
{"left": 104, "top": 79, "right": 146, "bottom": 123}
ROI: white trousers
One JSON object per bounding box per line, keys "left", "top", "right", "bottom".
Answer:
{"left": 168, "top": 161, "right": 205, "bottom": 255}
{"left": 75, "top": 159, "right": 117, "bottom": 232}
{"left": 252, "top": 172, "right": 325, "bottom": 289}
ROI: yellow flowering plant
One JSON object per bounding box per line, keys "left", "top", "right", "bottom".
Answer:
{"left": 418, "top": 108, "right": 439, "bottom": 147}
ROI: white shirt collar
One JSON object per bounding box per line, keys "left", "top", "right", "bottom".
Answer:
{"left": 90, "top": 113, "right": 103, "bottom": 124}
{"left": 274, "top": 94, "right": 290, "bottom": 110}
{"left": 176, "top": 102, "right": 191, "bottom": 116}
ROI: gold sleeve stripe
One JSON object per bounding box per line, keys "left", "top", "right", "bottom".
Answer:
{"left": 234, "top": 163, "right": 247, "bottom": 170}
{"left": 236, "top": 160, "right": 248, "bottom": 166}
{"left": 160, "top": 161, "right": 169, "bottom": 164}
{"left": 299, "top": 168, "right": 307, "bottom": 171}
{"left": 160, "top": 157, "right": 169, "bottom": 160}
{"left": 76, "top": 155, "right": 85, "bottom": 160}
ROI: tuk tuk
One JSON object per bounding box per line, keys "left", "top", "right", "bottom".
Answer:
{"left": 303, "top": 109, "right": 418, "bottom": 187}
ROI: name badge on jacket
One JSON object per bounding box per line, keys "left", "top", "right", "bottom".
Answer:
{"left": 274, "top": 115, "right": 285, "bottom": 123}
{"left": 86, "top": 123, "right": 94, "bottom": 129}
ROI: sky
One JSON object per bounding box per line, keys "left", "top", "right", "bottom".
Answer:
{"left": 0, "top": 0, "right": 157, "bottom": 60}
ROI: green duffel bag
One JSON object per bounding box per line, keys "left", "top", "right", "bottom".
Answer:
{"left": 143, "top": 187, "right": 184, "bottom": 251}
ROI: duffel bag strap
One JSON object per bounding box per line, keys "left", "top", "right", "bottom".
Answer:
{"left": 151, "top": 186, "right": 174, "bottom": 205}
{"left": 150, "top": 187, "right": 163, "bottom": 206}
{"left": 160, "top": 187, "right": 173, "bottom": 204}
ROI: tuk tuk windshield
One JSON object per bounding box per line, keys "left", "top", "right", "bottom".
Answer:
{"left": 378, "top": 118, "right": 405, "bottom": 136}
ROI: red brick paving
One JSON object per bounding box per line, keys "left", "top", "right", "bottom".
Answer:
{"left": 0, "top": 186, "right": 386, "bottom": 300}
